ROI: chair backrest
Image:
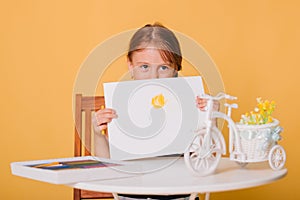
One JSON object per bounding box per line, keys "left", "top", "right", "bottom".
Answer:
{"left": 74, "top": 94, "right": 113, "bottom": 200}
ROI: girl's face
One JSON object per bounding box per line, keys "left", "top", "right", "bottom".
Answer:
{"left": 128, "top": 48, "right": 177, "bottom": 80}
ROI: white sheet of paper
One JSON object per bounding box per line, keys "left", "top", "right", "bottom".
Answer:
{"left": 104, "top": 76, "right": 205, "bottom": 160}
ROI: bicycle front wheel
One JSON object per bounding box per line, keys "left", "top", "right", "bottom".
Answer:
{"left": 184, "top": 127, "right": 224, "bottom": 176}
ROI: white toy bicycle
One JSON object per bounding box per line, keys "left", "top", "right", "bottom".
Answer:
{"left": 184, "top": 93, "right": 286, "bottom": 176}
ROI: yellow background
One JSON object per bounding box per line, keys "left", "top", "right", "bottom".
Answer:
{"left": 1, "top": 0, "right": 299, "bottom": 199}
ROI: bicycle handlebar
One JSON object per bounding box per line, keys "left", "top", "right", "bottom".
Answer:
{"left": 201, "top": 92, "right": 237, "bottom": 101}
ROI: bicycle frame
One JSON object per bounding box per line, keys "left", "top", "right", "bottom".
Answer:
{"left": 203, "top": 93, "right": 245, "bottom": 160}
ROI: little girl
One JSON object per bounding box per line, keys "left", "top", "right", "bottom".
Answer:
{"left": 93, "top": 22, "right": 217, "bottom": 200}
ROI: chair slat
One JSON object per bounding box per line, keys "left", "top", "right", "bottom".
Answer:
{"left": 74, "top": 94, "right": 112, "bottom": 199}
{"left": 84, "top": 109, "right": 92, "bottom": 156}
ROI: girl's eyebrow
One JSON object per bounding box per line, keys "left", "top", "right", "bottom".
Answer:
{"left": 159, "top": 63, "right": 171, "bottom": 66}
{"left": 135, "top": 61, "right": 150, "bottom": 65}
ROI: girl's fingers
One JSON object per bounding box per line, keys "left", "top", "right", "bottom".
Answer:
{"left": 99, "top": 124, "right": 108, "bottom": 131}
{"left": 97, "top": 108, "right": 116, "bottom": 115}
{"left": 196, "top": 96, "right": 207, "bottom": 110}
{"left": 195, "top": 96, "right": 220, "bottom": 111}
{"left": 94, "top": 109, "right": 118, "bottom": 126}
{"left": 97, "top": 116, "right": 115, "bottom": 125}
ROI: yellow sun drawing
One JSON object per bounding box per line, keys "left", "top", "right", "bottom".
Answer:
{"left": 151, "top": 94, "right": 166, "bottom": 109}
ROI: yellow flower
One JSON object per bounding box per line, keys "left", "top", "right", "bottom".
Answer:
{"left": 267, "top": 116, "right": 273, "bottom": 123}
{"left": 240, "top": 98, "right": 276, "bottom": 125}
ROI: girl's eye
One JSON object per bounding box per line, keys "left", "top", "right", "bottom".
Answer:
{"left": 160, "top": 65, "right": 169, "bottom": 70}
{"left": 140, "top": 64, "right": 149, "bottom": 70}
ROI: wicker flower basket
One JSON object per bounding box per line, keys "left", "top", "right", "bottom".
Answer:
{"left": 233, "top": 119, "right": 281, "bottom": 162}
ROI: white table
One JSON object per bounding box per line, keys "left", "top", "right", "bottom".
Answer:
{"left": 71, "top": 157, "right": 287, "bottom": 199}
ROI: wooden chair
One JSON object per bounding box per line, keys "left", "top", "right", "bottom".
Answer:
{"left": 74, "top": 94, "right": 113, "bottom": 200}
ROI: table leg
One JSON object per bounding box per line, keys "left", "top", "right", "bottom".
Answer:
{"left": 113, "top": 193, "right": 120, "bottom": 200}
{"left": 204, "top": 193, "right": 210, "bottom": 200}
{"left": 196, "top": 193, "right": 210, "bottom": 200}
{"left": 189, "top": 193, "right": 198, "bottom": 200}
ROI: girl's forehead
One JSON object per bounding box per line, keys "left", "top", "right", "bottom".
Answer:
{"left": 131, "top": 48, "right": 167, "bottom": 64}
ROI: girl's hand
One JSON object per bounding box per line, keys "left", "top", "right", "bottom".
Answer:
{"left": 196, "top": 96, "right": 220, "bottom": 111}
{"left": 93, "top": 108, "right": 118, "bottom": 135}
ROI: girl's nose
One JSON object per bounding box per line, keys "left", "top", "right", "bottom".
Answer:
{"left": 150, "top": 69, "right": 159, "bottom": 79}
